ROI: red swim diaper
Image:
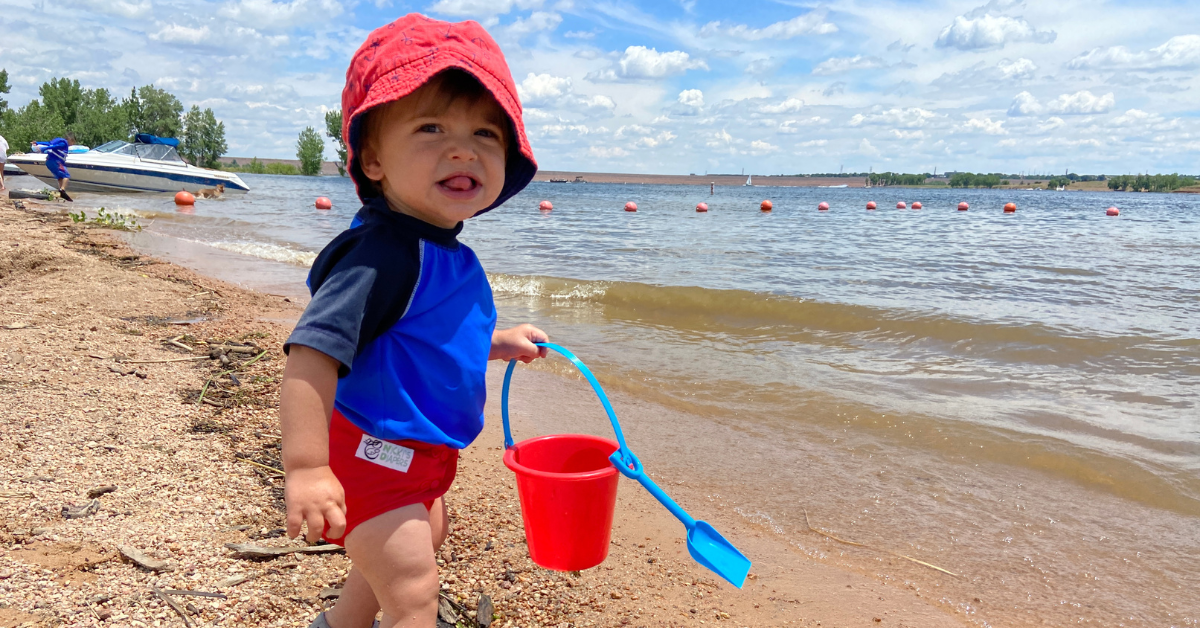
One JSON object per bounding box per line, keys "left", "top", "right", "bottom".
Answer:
{"left": 323, "top": 409, "right": 458, "bottom": 545}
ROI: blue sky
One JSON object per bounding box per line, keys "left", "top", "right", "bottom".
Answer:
{"left": 2, "top": 0, "right": 1199, "bottom": 175}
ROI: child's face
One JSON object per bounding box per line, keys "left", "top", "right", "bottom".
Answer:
{"left": 359, "top": 88, "right": 508, "bottom": 228}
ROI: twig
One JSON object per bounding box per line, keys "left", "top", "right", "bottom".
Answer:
{"left": 152, "top": 586, "right": 193, "bottom": 627}
{"left": 803, "top": 509, "right": 959, "bottom": 577}
{"left": 0, "top": 491, "right": 35, "bottom": 499}
{"left": 121, "top": 356, "right": 209, "bottom": 364}
{"left": 197, "top": 350, "right": 268, "bottom": 407}
{"left": 236, "top": 458, "right": 285, "bottom": 476}
{"left": 162, "top": 589, "right": 227, "bottom": 599}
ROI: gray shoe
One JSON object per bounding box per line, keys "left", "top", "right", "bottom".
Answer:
{"left": 307, "top": 612, "right": 380, "bottom": 628}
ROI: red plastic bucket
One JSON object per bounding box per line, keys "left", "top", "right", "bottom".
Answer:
{"left": 503, "top": 434, "right": 620, "bottom": 571}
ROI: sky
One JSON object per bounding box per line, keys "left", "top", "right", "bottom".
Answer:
{"left": 2, "top": 0, "right": 1199, "bottom": 175}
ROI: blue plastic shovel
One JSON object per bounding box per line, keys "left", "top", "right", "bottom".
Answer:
{"left": 503, "top": 342, "right": 752, "bottom": 588}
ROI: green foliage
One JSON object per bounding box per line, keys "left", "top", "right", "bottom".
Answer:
{"left": 1, "top": 100, "right": 65, "bottom": 154}
{"left": 296, "top": 126, "right": 325, "bottom": 176}
{"left": 1047, "top": 176, "right": 1071, "bottom": 189}
{"left": 0, "top": 69, "right": 10, "bottom": 114}
{"left": 68, "top": 88, "right": 128, "bottom": 148}
{"left": 1106, "top": 173, "right": 1195, "bottom": 192}
{"left": 40, "top": 77, "right": 85, "bottom": 128}
{"left": 949, "top": 172, "right": 1003, "bottom": 188}
{"left": 125, "top": 85, "right": 183, "bottom": 138}
{"left": 266, "top": 162, "right": 300, "bottom": 175}
{"left": 68, "top": 207, "right": 142, "bottom": 231}
{"left": 180, "top": 106, "right": 228, "bottom": 168}
{"left": 867, "top": 172, "right": 930, "bottom": 186}
{"left": 324, "top": 109, "right": 347, "bottom": 176}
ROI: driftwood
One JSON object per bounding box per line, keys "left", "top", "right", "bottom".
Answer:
{"left": 86, "top": 485, "right": 117, "bottom": 498}
{"left": 224, "top": 542, "right": 343, "bottom": 559}
{"left": 118, "top": 545, "right": 172, "bottom": 572}
{"left": 62, "top": 499, "right": 100, "bottom": 519}
{"left": 215, "top": 573, "right": 256, "bottom": 588}
{"left": 162, "top": 589, "right": 227, "bottom": 599}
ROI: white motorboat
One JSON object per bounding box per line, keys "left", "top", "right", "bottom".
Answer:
{"left": 7, "top": 134, "right": 249, "bottom": 194}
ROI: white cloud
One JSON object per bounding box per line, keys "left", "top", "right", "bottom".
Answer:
{"left": 504, "top": 11, "right": 562, "bottom": 39}
{"left": 997, "top": 58, "right": 1037, "bottom": 80}
{"left": 796, "top": 139, "right": 827, "bottom": 147}
{"left": 849, "top": 107, "right": 938, "bottom": 128}
{"left": 1007, "top": 91, "right": 1042, "bottom": 116}
{"left": 79, "top": 0, "right": 152, "bottom": 18}
{"left": 779, "top": 117, "right": 827, "bottom": 133}
{"left": 750, "top": 139, "right": 779, "bottom": 154}
{"left": 587, "top": 146, "right": 629, "bottom": 158}
{"left": 518, "top": 73, "right": 572, "bottom": 103}
{"left": 218, "top": 0, "right": 344, "bottom": 30}
{"left": 150, "top": 24, "right": 212, "bottom": 45}
{"left": 812, "top": 55, "right": 886, "bottom": 76}
{"left": 699, "top": 9, "right": 836, "bottom": 40}
{"left": 961, "top": 117, "right": 1007, "bottom": 135}
{"left": 1039, "top": 117, "right": 1065, "bottom": 131}
{"left": 427, "top": 0, "right": 543, "bottom": 16}
{"left": 758, "top": 98, "right": 804, "bottom": 114}
{"left": 678, "top": 89, "right": 704, "bottom": 108}
{"left": 858, "top": 139, "right": 880, "bottom": 155}
{"left": 635, "top": 131, "right": 677, "bottom": 148}
{"left": 745, "top": 57, "right": 782, "bottom": 76}
{"left": 1047, "top": 91, "right": 1115, "bottom": 115}
{"left": 1068, "top": 35, "right": 1200, "bottom": 72}
{"left": 595, "top": 46, "right": 708, "bottom": 80}
{"left": 563, "top": 30, "right": 596, "bottom": 39}
{"left": 936, "top": 14, "right": 1055, "bottom": 51}
{"left": 890, "top": 129, "right": 924, "bottom": 140}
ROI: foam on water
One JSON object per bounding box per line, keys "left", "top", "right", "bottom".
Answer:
{"left": 201, "top": 240, "right": 319, "bottom": 267}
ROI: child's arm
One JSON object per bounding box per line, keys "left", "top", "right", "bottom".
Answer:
{"left": 490, "top": 323, "right": 550, "bottom": 362}
{"left": 280, "top": 345, "right": 346, "bottom": 543}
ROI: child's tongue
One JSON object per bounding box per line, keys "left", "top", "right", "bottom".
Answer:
{"left": 441, "top": 176, "right": 474, "bottom": 191}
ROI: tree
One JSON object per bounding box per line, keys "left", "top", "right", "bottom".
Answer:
{"left": 324, "top": 109, "right": 347, "bottom": 176}
{"left": 0, "top": 69, "right": 10, "bottom": 114}
{"left": 68, "top": 88, "right": 128, "bottom": 148}
{"left": 198, "top": 108, "right": 227, "bottom": 169}
{"left": 180, "top": 106, "right": 228, "bottom": 168}
{"left": 179, "top": 106, "right": 205, "bottom": 165}
{"left": 39, "top": 77, "right": 85, "bottom": 128}
{"left": 125, "top": 85, "right": 183, "bottom": 138}
{"left": 296, "top": 126, "right": 325, "bottom": 176}
{"left": 2, "top": 100, "right": 65, "bottom": 154}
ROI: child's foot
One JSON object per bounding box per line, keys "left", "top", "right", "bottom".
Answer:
{"left": 59, "top": 189, "right": 74, "bottom": 202}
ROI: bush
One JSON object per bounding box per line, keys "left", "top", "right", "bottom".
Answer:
{"left": 265, "top": 162, "right": 299, "bottom": 175}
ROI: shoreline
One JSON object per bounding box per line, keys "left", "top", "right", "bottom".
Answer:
{"left": 0, "top": 197, "right": 968, "bottom": 626}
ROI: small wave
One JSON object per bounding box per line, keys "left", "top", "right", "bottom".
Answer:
{"left": 489, "top": 273, "right": 610, "bottom": 302}
{"left": 204, "top": 240, "right": 318, "bottom": 267}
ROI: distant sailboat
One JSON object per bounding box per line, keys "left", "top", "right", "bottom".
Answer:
{"left": 744, "top": 175, "right": 752, "bottom": 186}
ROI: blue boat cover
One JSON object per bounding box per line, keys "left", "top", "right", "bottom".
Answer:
{"left": 134, "top": 134, "right": 180, "bottom": 147}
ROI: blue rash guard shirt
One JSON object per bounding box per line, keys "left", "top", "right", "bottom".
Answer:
{"left": 284, "top": 198, "right": 497, "bottom": 449}
{"left": 36, "top": 138, "right": 70, "bottom": 179}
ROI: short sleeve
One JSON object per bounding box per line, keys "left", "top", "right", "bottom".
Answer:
{"left": 284, "top": 226, "right": 420, "bottom": 377}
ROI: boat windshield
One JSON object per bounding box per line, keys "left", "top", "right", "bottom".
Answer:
{"left": 92, "top": 140, "right": 130, "bottom": 153}
{"left": 134, "top": 144, "right": 185, "bottom": 163}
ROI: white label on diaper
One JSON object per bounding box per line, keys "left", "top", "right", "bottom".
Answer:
{"left": 355, "top": 435, "right": 414, "bottom": 473}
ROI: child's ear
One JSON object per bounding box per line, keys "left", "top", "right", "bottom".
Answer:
{"left": 358, "top": 141, "right": 385, "bottom": 182}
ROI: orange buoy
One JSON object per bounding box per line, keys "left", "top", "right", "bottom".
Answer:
{"left": 760, "top": 200, "right": 773, "bottom": 212}
{"left": 174, "top": 190, "right": 195, "bottom": 206}
{"left": 817, "top": 202, "right": 830, "bottom": 211}
{"left": 866, "top": 201, "right": 877, "bottom": 210}
{"left": 315, "top": 197, "right": 333, "bottom": 210}
{"left": 1004, "top": 202, "right": 1017, "bottom": 213}
{"left": 539, "top": 200, "right": 553, "bottom": 211}
{"left": 912, "top": 202, "right": 922, "bottom": 210}
{"left": 1107, "top": 207, "right": 1119, "bottom": 216}
{"left": 696, "top": 202, "right": 708, "bottom": 212}
{"left": 896, "top": 201, "right": 906, "bottom": 209}
{"left": 958, "top": 202, "right": 969, "bottom": 211}
{"left": 624, "top": 202, "right": 637, "bottom": 212}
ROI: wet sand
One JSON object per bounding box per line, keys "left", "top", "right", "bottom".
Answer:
{"left": 0, "top": 195, "right": 969, "bottom": 626}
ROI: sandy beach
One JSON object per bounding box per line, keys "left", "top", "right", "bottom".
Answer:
{"left": 0, "top": 195, "right": 974, "bottom": 627}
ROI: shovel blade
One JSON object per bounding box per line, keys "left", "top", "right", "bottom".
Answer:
{"left": 687, "top": 520, "right": 752, "bottom": 588}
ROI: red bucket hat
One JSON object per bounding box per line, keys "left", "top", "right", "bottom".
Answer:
{"left": 341, "top": 13, "right": 537, "bottom": 212}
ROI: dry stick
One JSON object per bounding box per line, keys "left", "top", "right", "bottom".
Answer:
{"left": 803, "top": 509, "right": 960, "bottom": 577}
{"left": 151, "top": 586, "right": 193, "bottom": 628}
{"left": 122, "top": 356, "right": 209, "bottom": 365}
{"left": 236, "top": 458, "right": 285, "bottom": 476}
{"left": 162, "top": 589, "right": 227, "bottom": 599}
{"left": 196, "top": 350, "right": 268, "bottom": 407}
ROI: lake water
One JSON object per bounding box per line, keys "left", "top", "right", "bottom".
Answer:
{"left": 28, "top": 172, "right": 1200, "bottom": 626}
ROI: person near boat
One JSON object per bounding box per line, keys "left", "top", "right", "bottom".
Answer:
{"left": 0, "top": 133, "right": 8, "bottom": 191}
{"left": 31, "top": 136, "right": 73, "bottom": 201}
{"left": 278, "top": 14, "right": 547, "bottom": 628}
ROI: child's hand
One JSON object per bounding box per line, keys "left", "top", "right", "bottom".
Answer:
{"left": 490, "top": 323, "right": 549, "bottom": 363}
{"left": 284, "top": 465, "right": 347, "bottom": 543}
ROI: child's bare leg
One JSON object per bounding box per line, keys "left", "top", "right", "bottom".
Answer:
{"left": 325, "top": 568, "right": 381, "bottom": 628}
{"left": 345, "top": 503, "right": 439, "bottom": 628}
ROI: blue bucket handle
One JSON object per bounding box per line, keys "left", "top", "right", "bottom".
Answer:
{"left": 502, "top": 342, "right": 642, "bottom": 475}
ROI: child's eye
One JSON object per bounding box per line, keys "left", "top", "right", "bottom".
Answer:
{"left": 475, "top": 128, "right": 499, "bottom": 139}
{"left": 418, "top": 124, "right": 440, "bottom": 133}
